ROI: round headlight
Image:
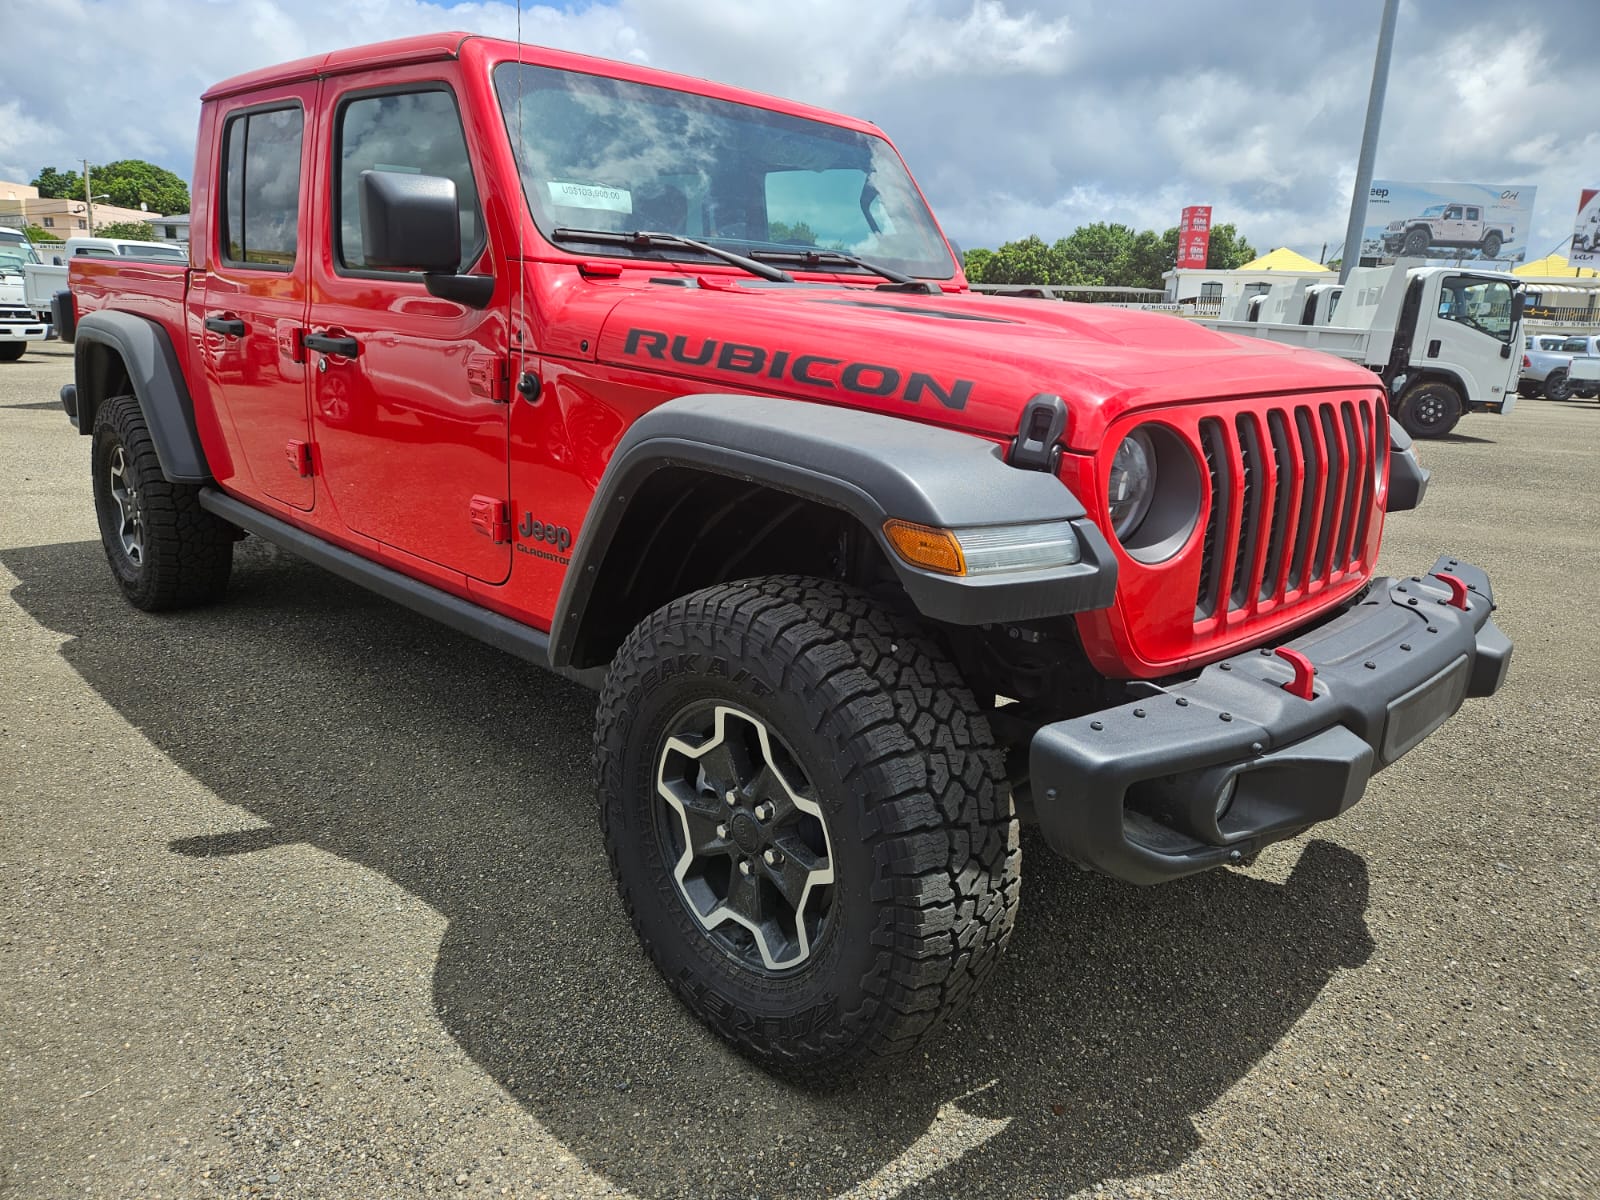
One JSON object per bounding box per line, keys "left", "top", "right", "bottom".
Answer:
{"left": 1107, "top": 430, "right": 1156, "bottom": 539}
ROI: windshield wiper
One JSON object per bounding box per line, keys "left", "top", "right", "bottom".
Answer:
{"left": 748, "top": 248, "right": 934, "bottom": 292}
{"left": 549, "top": 228, "right": 793, "bottom": 283}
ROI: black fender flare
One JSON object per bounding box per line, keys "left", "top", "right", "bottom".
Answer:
{"left": 73, "top": 310, "right": 211, "bottom": 483}
{"left": 548, "top": 393, "right": 1116, "bottom": 669}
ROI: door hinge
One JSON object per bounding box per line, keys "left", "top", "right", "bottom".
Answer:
{"left": 467, "top": 352, "right": 510, "bottom": 403}
{"left": 286, "top": 439, "right": 313, "bottom": 477}
{"left": 469, "top": 495, "right": 512, "bottom": 543}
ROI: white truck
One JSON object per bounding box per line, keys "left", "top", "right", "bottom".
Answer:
{"left": 1205, "top": 265, "right": 1523, "bottom": 438}
{"left": 0, "top": 228, "right": 51, "bottom": 361}
{"left": 1381, "top": 202, "right": 1515, "bottom": 260}
{"left": 22, "top": 236, "right": 189, "bottom": 329}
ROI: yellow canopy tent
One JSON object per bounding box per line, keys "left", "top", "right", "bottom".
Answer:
{"left": 1236, "top": 247, "right": 1331, "bottom": 272}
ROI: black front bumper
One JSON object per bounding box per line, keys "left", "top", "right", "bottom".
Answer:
{"left": 1030, "top": 556, "right": 1511, "bottom": 884}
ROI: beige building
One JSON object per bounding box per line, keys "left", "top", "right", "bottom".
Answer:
{"left": 0, "top": 177, "right": 163, "bottom": 239}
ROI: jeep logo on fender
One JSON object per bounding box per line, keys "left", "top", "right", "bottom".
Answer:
{"left": 622, "top": 328, "right": 974, "bottom": 411}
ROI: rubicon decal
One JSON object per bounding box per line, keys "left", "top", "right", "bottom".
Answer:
{"left": 623, "top": 328, "right": 974, "bottom": 411}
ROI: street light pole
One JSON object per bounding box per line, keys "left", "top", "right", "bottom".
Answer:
{"left": 1339, "top": 0, "right": 1400, "bottom": 284}
{"left": 83, "top": 158, "right": 95, "bottom": 233}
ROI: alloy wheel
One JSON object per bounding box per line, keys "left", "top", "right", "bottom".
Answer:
{"left": 654, "top": 703, "right": 834, "bottom": 972}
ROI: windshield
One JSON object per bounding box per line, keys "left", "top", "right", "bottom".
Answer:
{"left": 493, "top": 63, "right": 955, "bottom": 279}
{"left": 1437, "top": 275, "right": 1516, "bottom": 343}
{"left": 1420, "top": 205, "right": 1447, "bottom": 218}
{"left": 0, "top": 233, "right": 41, "bottom": 271}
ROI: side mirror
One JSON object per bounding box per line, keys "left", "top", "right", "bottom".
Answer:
{"left": 53, "top": 256, "right": 63, "bottom": 266}
{"left": 359, "top": 170, "right": 461, "bottom": 273}
{"left": 358, "top": 170, "right": 494, "bottom": 308}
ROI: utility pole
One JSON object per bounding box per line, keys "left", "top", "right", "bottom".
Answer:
{"left": 1339, "top": 0, "right": 1400, "bottom": 284}
{"left": 83, "top": 158, "right": 95, "bottom": 233}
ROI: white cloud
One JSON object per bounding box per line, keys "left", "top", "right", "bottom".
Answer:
{"left": 1, "top": 0, "right": 1595, "bottom": 258}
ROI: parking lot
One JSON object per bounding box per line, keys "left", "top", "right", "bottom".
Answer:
{"left": 1, "top": 340, "right": 1595, "bottom": 1199}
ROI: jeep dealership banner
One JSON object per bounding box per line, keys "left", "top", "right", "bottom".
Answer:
{"left": 1177, "top": 205, "right": 1212, "bottom": 268}
{"left": 1572, "top": 189, "right": 1600, "bottom": 266}
{"left": 1360, "top": 181, "right": 1536, "bottom": 264}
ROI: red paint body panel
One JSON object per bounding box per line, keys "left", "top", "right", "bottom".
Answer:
{"left": 71, "top": 31, "right": 1396, "bottom": 679}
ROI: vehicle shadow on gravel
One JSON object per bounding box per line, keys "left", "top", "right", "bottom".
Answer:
{"left": 5, "top": 538, "right": 1376, "bottom": 1199}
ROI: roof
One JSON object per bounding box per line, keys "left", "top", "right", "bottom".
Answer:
{"left": 1513, "top": 253, "right": 1599, "bottom": 279}
{"left": 1236, "top": 247, "right": 1330, "bottom": 273}
{"left": 199, "top": 32, "right": 880, "bottom": 135}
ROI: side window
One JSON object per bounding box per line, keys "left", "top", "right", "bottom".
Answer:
{"left": 1200, "top": 281, "right": 1222, "bottom": 301}
{"left": 336, "top": 88, "right": 483, "bottom": 272}
{"left": 220, "top": 106, "right": 303, "bottom": 269}
{"left": 1466, "top": 207, "right": 1480, "bottom": 221}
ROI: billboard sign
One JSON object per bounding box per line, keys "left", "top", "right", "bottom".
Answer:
{"left": 1360, "top": 181, "right": 1536, "bottom": 264}
{"left": 1572, "top": 189, "right": 1600, "bottom": 266}
{"left": 1178, "top": 205, "right": 1212, "bottom": 268}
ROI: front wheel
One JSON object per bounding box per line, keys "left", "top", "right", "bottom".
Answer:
{"left": 1542, "top": 369, "right": 1572, "bottom": 402}
{"left": 0, "top": 343, "right": 26, "bottom": 362}
{"left": 1401, "top": 227, "right": 1431, "bottom": 256}
{"left": 596, "top": 576, "right": 1020, "bottom": 1074}
{"left": 1396, "top": 379, "right": 1463, "bottom": 438}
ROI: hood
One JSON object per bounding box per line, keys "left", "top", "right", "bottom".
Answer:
{"left": 590, "top": 281, "right": 1382, "bottom": 450}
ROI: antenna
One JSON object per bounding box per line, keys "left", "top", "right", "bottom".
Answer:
{"left": 515, "top": 0, "right": 527, "bottom": 385}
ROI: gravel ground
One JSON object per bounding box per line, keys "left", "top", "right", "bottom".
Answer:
{"left": 1, "top": 339, "right": 1595, "bottom": 1200}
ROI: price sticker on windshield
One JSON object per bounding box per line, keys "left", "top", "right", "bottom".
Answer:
{"left": 547, "top": 181, "right": 633, "bottom": 214}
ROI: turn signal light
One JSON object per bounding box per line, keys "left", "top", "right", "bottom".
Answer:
{"left": 883, "top": 520, "right": 966, "bottom": 576}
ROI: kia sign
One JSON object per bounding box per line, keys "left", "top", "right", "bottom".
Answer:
{"left": 1361, "top": 181, "right": 1536, "bottom": 265}
{"left": 1572, "top": 189, "right": 1600, "bottom": 267}
{"left": 1178, "top": 205, "right": 1212, "bottom": 268}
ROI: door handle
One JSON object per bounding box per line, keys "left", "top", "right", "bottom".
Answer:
{"left": 204, "top": 315, "right": 246, "bottom": 337}
{"left": 304, "top": 332, "right": 360, "bottom": 358}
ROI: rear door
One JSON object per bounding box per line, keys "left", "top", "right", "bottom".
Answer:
{"left": 307, "top": 66, "right": 512, "bottom": 583}
{"left": 198, "top": 86, "right": 316, "bottom": 510}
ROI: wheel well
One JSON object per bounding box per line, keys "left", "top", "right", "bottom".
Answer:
{"left": 1408, "top": 369, "right": 1465, "bottom": 400}
{"left": 74, "top": 340, "right": 133, "bottom": 435}
{"left": 567, "top": 468, "right": 902, "bottom": 670}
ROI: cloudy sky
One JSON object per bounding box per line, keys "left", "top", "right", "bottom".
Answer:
{"left": 5, "top": 0, "right": 1597, "bottom": 260}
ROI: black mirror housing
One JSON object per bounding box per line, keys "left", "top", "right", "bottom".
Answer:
{"left": 359, "top": 170, "right": 461, "bottom": 273}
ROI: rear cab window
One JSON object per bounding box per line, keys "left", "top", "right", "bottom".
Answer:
{"left": 220, "top": 105, "right": 305, "bottom": 269}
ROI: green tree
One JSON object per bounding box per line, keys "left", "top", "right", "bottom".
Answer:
{"left": 767, "top": 220, "right": 817, "bottom": 246}
{"left": 1122, "top": 228, "right": 1174, "bottom": 290}
{"left": 1204, "top": 222, "right": 1256, "bottom": 270}
{"left": 87, "top": 160, "right": 189, "bottom": 215}
{"left": 31, "top": 166, "right": 82, "bottom": 199}
{"left": 95, "top": 220, "right": 157, "bottom": 240}
{"left": 21, "top": 223, "right": 57, "bottom": 244}
{"left": 1053, "top": 222, "right": 1140, "bottom": 286}
{"left": 977, "top": 235, "right": 1056, "bottom": 285}
{"left": 961, "top": 246, "right": 995, "bottom": 280}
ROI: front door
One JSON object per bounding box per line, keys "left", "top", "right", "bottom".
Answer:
{"left": 199, "top": 86, "right": 317, "bottom": 510}
{"left": 308, "top": 70, "right": 512, "bottom": 584}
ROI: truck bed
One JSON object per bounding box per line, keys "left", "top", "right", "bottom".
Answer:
{"left": 1204, "top": 319, "right": 1379, "bottom": 363}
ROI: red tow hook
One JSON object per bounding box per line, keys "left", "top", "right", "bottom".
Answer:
{"left": 1274, "top": 647, "right": 1317, "bottom": 700}
{"left": 1431, "top": 572, "right": 1471, "bottom": 610}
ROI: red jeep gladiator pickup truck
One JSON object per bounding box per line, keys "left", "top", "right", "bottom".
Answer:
{"left": 54, "top": 32, "right": 1510, "bottom": 1073}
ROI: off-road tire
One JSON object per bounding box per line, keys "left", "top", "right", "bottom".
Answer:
{"left": 1480, "top": 231, "right": 1503, "bottom": 259}
{"left": 596, "top": 575, "right": 1020, "bottom": 1074}
{"left": 0, "top": 343, "right": 26, "bottom": 362}
{"left": 1542, "top": 369, "right": 1573, "bottom": 402}
{"left": 91, "top": 394, "right": 233, "bottom": 610}
{"left": 1396, "top": 379, "right": 1463, "bottom": 438}
{"left": 1402, "top": 227, "right": 1431, "bottom": 257}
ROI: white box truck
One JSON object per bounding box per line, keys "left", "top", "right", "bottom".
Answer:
{"left": 1205, "top": 265, "right": 1524, "bottom": 438}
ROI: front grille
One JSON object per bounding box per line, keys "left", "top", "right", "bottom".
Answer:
{"left": 0, "top": 305, "right": 35, "bottom": 322}
{"left": 1193, "top": 395, "right": 1384, "bottom": 622}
